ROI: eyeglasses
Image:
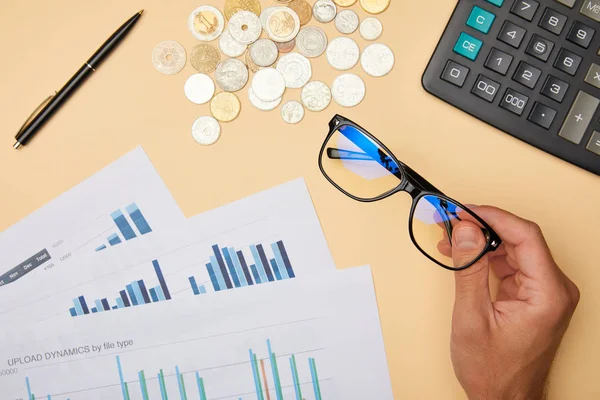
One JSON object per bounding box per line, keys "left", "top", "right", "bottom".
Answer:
{"left": 318, "top": 114, "right": 502, "bottom": 271}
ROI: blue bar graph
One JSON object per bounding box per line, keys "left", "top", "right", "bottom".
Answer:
{"left": 149, "top": 287, "right": 159, "bottom": 302}
{"left": 205, "top": 262, "right": 221, "bottom": 292}
{"left": 222, "top": 247, "right": 241, "bottom": 288}
{"left": 125, "top": 203, "right": 153, "bottom": 235}
{"left": 95, "top": 203, "right": 153, "bottom": 253}
{"left": 108, "top": 233, "right": 122, "bottom": 246}
{"left": 188, "top": 276, "right": 209, "bottom": 296}
{"left": 110, "top": 210, "right": 137, "bottom": 241}
{"left": 95, "top": 244, "right": 107, "bottom": 252}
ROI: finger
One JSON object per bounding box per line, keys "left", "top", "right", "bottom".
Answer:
{"left": 452, "top": 220, "right": 492, "bottom": 312}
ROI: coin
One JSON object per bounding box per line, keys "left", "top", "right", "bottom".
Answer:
{"left": 250, "top": 39, "right": 279, "bottom": 67}
{"left": 301, "top": 81, "right": 331, "bottom": 112}
{"left": 276, "top": 52, "right": 312, "bottom": 89}
{"left": 296, "top": 26, "right": 328, "bottom": 58}
{"left": 184, "top": 74, "right": 215, "bottom": 104}
{"left": 288, "top": 0, "right": 312, "bottom": 25}
{"left": 335, "top": 10, "right": 359, "bottom": 34}
{"left": 244, "top": 50, "right": 261, "bottom": 73}
{"left": 326, "top": 37, "right": 360, "bottom": 71}
{"left": 219, "top": 27, "right": 247, "bottom": 57}
{"left": 190, "top": 44, "right": 220, "bottom": 74}
{"left": 332, "top": 73, "right": 366, "bottom": 107}
{"left": 359, "top": 17, "right": 383, "bottom": 41}
{"left": 224, "top": 0, "right": 261, "bottom": 20}
{"left": 251, "top": 68, "right": 286, "bottom": 102}
{"left": 192, "top": 116, "right": 221, "bottom": 145}
{"left": 361, "top": 43, "right": 394, "bottom": 77}
{"left": 266, "top": 8, "right": 301, "bottom": 43}
{"left": 248, "top": 87, "right": 283, "bottom": 111}
{"left": 276, "top": 39, "right": 296, "bottom": 53}
{"left": 210, "top": 92, "right": 241, "bottom": 122}
{"left": 281, "top": 100, "right": 305, "bottom": 124}
{"left": 152, "top": 41, "right": 187, "bottom": 75}
{"left": 215, "top": 58, "right": 249, "bottom": 92}
{"left": 260, "top": 6, "right": 279, "bottom": 30}
{"left": 188, "top": 6, "right": 225, "bottom": 41}
{"left": 275, "top": 0, "right": 294, "bottom": 3}
{"left": 333, "top": 0, "right": 357, "bottom": 6}
{"left": 229, "top": 11, "right": 262, "bottom": 44}
{"left": 359, "top": 0, "right": 390, "bottom": 14}
{"left": 313, "top": 0, "right": 337, "bottom": 23}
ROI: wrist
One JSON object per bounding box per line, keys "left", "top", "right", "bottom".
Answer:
{"left": 465, "top": 373, "right": 548, "bottom": 400}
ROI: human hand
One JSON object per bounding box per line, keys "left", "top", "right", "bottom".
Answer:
{"left": 446, "top": 206, "right": 579, "bottom": 400}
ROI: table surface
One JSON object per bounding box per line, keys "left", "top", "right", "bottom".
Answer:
{"left": 1, "top": 0, "right": 599, "bottom": 398}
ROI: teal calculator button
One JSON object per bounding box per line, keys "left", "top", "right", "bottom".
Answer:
{"left": 467, "top": 6, "right": 496, "bottom": 34}
{"left": 453, "top": 32, "right": 483, "bottom": 61}
{"left": 486, "top": 0, "right": 504, "bottom": 7}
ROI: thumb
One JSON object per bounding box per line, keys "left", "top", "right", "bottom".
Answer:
{"left": 452, "top": 221, "right": 491, "bottom": 313}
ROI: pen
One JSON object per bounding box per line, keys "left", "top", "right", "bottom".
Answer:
{"left": 13, "top": 10, "right": 144, "bottom": 149}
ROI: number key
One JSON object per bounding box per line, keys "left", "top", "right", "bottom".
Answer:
{"left": 500, "top": 88, "right": 530, "bottom": 116}
{"left": 526, "top": 35, "right": 555, "bottom": 61}
{"left": 554, "top": 48, "right": 582, "bottom": 75}
{"left": 566, "top": 21, "right": 595, "bottom": 48}
{"left": 541, "top": 75, "right": 570, "bottom": 102}
{"left": 498, "top": 21, "right": 527, "bottom": 48}
{"left": 513, "top": 61, "right": 542, "bottom": 89}
{"left": 472, "top": 74, "right": 501, "bottom": 102}
{"left": 539, "top": 8, "right": 568, "bottom": 35}
{"left": 511, "top": 0, "right": 540, "bottom": 21}
{"left": 484, "top": 48, "right": 514, "bottom": 75}
{"left": 441, "top": 60, "right": 470, "bottom": 87}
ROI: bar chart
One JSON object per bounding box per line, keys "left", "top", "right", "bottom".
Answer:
{"left": 69, "top": 260, "right": 171, "bottom": 317}
{"left": 189, "top": 240, "right": 296, "bottom": 295}
{"left": 95, "top": 203, "right": 153, "bottom": 252}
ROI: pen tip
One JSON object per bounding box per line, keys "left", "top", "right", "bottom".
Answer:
{"left": 138, "top": 9, "right": 144, "bottom": 15}
{"left": 13, "top": 142, "right": 22, "bottom": 150}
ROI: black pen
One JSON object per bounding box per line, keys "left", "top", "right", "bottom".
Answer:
{"left": 13, "top": 10, "right": 144, "bottom": 149}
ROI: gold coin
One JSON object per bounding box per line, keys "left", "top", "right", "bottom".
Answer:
{"left": 269, "top": 10, "right": 296, "bottom": 37}
{"left": 359, "top": 0, "right": 390, "bottom": 14}
{"left": 225, "top": 0, "right": 261, "bottom": 20}
{"left": 288, "top": 0, "right": 312, "bottom": 25}
{"left": 276, "top": 39, "right": 296, "bottom": 53}
{"left": 210, "top": 92, "right": 241, "bottom": 122}
{"left": 333, "top": 0, "right": 358, "bottom": 6}
{"left": 190, "top": 44, "right": 221, "bottom": 74}
{"left": 244, "top": 50, "right": 260, "bottom": 73}
{"left": 194, "top": 11, "right": 219, "bottom": 35}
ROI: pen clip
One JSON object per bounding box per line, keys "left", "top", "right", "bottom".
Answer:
{"left": 17, "top": 92, "right": 57, "bottom": 136}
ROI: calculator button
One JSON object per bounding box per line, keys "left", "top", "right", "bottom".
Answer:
{"left": 472, "top": 75, "right": 501, "bottom": 102}
{"left": 580, "top": 0, "right": 600, "bottom": 22}
{"left": 498, "top": 21, "right": 527, "bottom": 48}
{"left": 541, "top": 75, "right": 570, "bottom": 102}
{"left": 586, "top": 131, "right": 600, "bottom": 156}
{"left": 441, "top": 60, "right": 470, "bottom": 87}
{"left": 566, "top": 21, "right": 595, "bottom": 48}
{"left": 453, "top": 32, "right": 483, "bottom": 61}
{"left": 511, "top": 0, "right": 540, "bottom": 21}
{"left": 539, "top": 8, "right": 568, "bottom": 35}
{"left": 513, "top": 61, "right": 542, "bottom": 88}
{"left": 554, "top": 48, "right": 582, "bottom": 75}
{"left": 528, "top": 102, "right": 557, "bottom": 129}
{"left": 558, "top": 91, "right": 600, "bottom": 144}
{"left": 525, "top": 35, "right": 555, "bottom": 62}
{"left": 556, "top": 0, "right": 576, "bottom": 8}
{"left": 584, "top": 63, "right": 600, "bottom": 89}
{"left": 467, "top": 6, "right": 496, "bottom": 34}
{"left": 486, "top": 0, "right": 504, "bottom": 6}
{"left": 500, "top": 88, "right": 530, "bottom": 115}
{"left": 484, "top": 48, "right": 514, "bottom": 75}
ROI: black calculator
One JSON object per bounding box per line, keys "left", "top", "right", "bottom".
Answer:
{"left": 423, "top": 0, "right": 600, "bottom": 176}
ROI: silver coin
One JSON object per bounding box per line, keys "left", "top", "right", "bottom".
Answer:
{"left": 359, "top": 17, "right": 383, "bottom": 41}
{"left": 250, "top": 39, "right": 279, "bottom": 67}
{"left": 281, "top": 100, "right": 305, "bottom": 124}
{"left": 313, "top": 0, "right": 337, "bottom": 23}
{"left": 332, "top": 73, "right": 366, "bottom": 107}
{"left": 192, "top": 116, "right": 221, "bottom": 145}
{"left": 326, "top": 37, "right": 360, "bottom": 71}
{"left": 251, "top": 68, "right": 286, "bottom": 102}
{"left": 361, "top": 43, "right": 394, "bottom": 77}
{"left": 301, "top": 81, "right": 331, "bottom": 112}
{"left": 260, "top": 6, "right": 279, "bottom": 30}
{"left": 152, "top": 41, "right": 187, "bottom": 75}
{"left": 265, "top": 8, "right": 301, "bottom": 43}
{"left": 188, "top": 6, "right": 225, "bottom": 41}
{"left": 228, "top": 11, "right": 262, "bottom": 44}
{"left": 215, "top": 58, "right": 249, "bottom": 92}
{"left": 295, "top": 26, "right": 328, "bottom": 58}
{"left": 248, "top": 87, "right": 283, "bottom": 111}
{"left": 276, "top": 52, "right": 312, "bottom": 89}
{"left": 219, "top": 27, "right": 247, "bottom": 58}
{"left": 335, "top": 10, "right": 359, "bottom": 34}
{"left": 184, "top": 73, "right": 215, "bottom": 104}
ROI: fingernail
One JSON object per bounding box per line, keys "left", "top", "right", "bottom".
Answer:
{"left": 455, "top": 226, "right": 479, "bottom": 250}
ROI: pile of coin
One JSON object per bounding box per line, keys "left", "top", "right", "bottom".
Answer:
{"left": 152, "top": 0, "right": 393, "bottom": 145}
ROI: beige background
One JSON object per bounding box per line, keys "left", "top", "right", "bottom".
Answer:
{"left": 1, "top": 0, "right": 599, "bottom": 398}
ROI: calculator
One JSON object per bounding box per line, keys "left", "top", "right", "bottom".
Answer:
{"left": 423, "top": 0, "right": 600, "bottom": 176}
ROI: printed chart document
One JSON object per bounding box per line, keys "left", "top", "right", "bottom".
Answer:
{"left": 0, "top": 147, "right": 185, "bottom": 287}
{"left": 0, "top": 179, "right": 335, "bottom": 325}
{"left": 1, "top": 267, "right": 393, "bottom": 400}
